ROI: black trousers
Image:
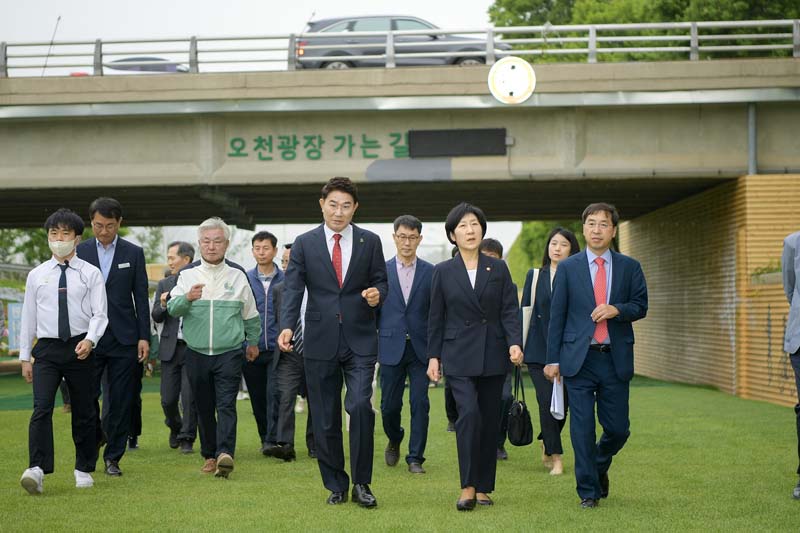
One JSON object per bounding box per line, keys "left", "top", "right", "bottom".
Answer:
{"left": 380, "top": 340, "right": 430, "bottom": 465}
{"left": 93, "top": 338, "right": 137, "bottom": 463}
{"left": 186, "top": 348, "right": 242, "bottom": 459}
{"left": 275, "top": 349, "right": 314, "bottom": 451}
{"left": 241, "top": 349, "right": 279, "bottom": 445}
{"left": 305, "top": 328, "right": 376, "bottom": 492}
{"left": 791, "top": 350, "right": 800, "bottom": 475}
{"left": 528, "top": 362, "right": 568, "bottom": 455}
{"left": 160, "top": 342, "right": 197, "bottom": 442}
{"left": 130, "top": 362, "right": 143, "bottom": 438}
{"left": 448, "top": 374, "right": 505, "bottom": 492}
{"left": 444, "top": 379, "right": 458, "bottom": 424}
{"left": 28, "top": 336, "right": 96, "bottom": 473}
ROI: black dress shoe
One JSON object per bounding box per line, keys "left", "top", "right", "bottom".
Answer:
{"left": 169, "top": 431, "right": 179, "bottom": 449}
{"left": 408, "top": 462, "right": 425, "bottom": 474}
{"left": 385, "top": 441, "right": 400, "bottom": 466}
{"left": 326, "top": 491, "right": 348, "bottom": 505}
{"left": 599, "top": 472, "right": 609, "bottom": 498}
{"left": 351, "top": 484, "right": 378, "bottom": 508}
{"left": 580, "top": 498, "right": 599, "bottom": 509}
{"left": 496, "top": 447, "right": 508, "bottom": 460}
{"left": 180, "top": 440, "right": 194, "bottom": 454}
{"left": 456, "top": 498, "right": 477, "bottom": 511}
{"left": 476, "top": 495, "right": 493, "bottom": 506}
{"left": 274, "top": 444, "right": 297, "bottom": 462}
{"left": 793, "top": 478, "right": 800, "bottom": 500}
{"left": 104, "top": 460, "right": 122, "bottom": 476}
{"left": 308, "top": 448, "right": 317, "bottom": 459}
{"left": 446, "top": 421, "right": 456, "bottom": 433}
{"left": 128, "top": 436, "right": 139, "bottom": 450}
{"left": 261, "top": 442, "right": 278, "bottom": 457}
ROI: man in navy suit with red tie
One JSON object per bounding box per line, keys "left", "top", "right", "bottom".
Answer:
{"left": 545, "top": 203, "right": 647, "bottom": 509}
{"left": 278, "top": 177, "right": 388, "bottom": 508}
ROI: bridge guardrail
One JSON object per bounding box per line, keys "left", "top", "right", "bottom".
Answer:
{"left": 1, "top": 19, "right": 798, "bottom": 78}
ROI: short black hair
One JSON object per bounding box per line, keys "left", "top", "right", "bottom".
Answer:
{"left": 479, "top": 238, "right": 503, "bottom": 258}
{"left": 44, "top": 208, "right": 84, "bottom": 236}
{"left": 167, "top": 240, "right": 195, "bottom": 262}
{"left": 321, "top": 176, "right": 359, "bottom": 204}
{"left": 284, "top": 242, "right": 293, "bottom": 250}
{"left": 89, "top": 197, "right": 123, "bottom": 221}
{"left": 252, "top": 231, "right": 278, "bottom": 248}
{"left": 582, "top": 202, "right": 619, "bottom": 226}
{"left": 393, "top": 215, "right": 422, "bottom": 234}
{"left": 444, "top": 202, "right": 487, "bottom": 246}
{"left": 541, "top": 227, "right": 581, "bottom": 268}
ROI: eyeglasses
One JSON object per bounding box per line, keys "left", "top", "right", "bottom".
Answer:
{"left": 584, "top": 222, "right": 612, "bottom": 230}
{"left": 200, "top": 239, "right": 227, "bottom": 247}
{"left": 394, "top": 234, "right": 420, "bottom": 243}
{"left": 92, "top": 222, "right": 118, "bottom": 232}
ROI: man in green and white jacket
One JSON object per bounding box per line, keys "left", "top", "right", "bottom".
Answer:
{"left": 168, "top": 217, "right": 261, "bottom": 479}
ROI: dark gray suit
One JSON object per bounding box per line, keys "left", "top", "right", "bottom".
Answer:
{"left": 271, "top": 282, "right": 314, "bottom": 453}
{"left": 782, "top": 231, "right": 800, "bottom": 476}
{"left": 151, "top": 274, "right": 196, "bottom": 444}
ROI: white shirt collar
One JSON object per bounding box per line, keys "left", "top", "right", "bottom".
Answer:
{"left": 323, "top": 223, "right": 353, "bottom": 242}
{"left": 47, "top": 255, "right": 85, "bottom": 269}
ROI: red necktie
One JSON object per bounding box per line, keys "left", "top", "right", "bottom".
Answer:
{"left": 332, "top": 233, "right": 343, "bottom": 288}
{"left": 593, "top": 257, "right": 609, "bottom": 343}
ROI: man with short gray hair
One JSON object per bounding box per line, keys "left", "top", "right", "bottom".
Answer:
{"left": 167, "top": 218, "right": 261, "bottom": 478}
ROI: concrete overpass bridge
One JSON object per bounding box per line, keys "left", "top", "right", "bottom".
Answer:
{"left": 2, "top": 52, "right": 800, "bottom": 409}
{"left": 1, "top": 57, "right": 798, "bottom": 227}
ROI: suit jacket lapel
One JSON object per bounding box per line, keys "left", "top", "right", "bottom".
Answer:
{"left": 386, "top": 257, "right": 405, "bottom": 307}
{"left": 84, "top": 238, "right": 100, "bottom": 268}
{"left": 312, "top": 225, "right": 341, "bottom": 288}
{"left": 342, "top": 225, "right": 365, "bottom": 289}
{"left": 609, "top": 250, "right": 622, "bottom": 303}
{"left": 576, "top": 251, "right": 594, "bottom": 302}
{"left": 474, "top": 253, "right": 492, "bottom": 301}
{"left": 405, "top": 259, "right": 425, "bottom": 307}
{"left": 453, "top": 253, "right": 482, "bottom": 311}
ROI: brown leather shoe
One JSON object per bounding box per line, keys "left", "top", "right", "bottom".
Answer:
{"left": 201, "top": 458, "right": 216, "bottom": 474}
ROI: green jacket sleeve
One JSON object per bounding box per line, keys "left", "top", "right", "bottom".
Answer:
{"left": 244, "top": 315, "right": 262, "bottom": 347}
{"left": 167, "top": 294, "right": 192, "bottom": 317}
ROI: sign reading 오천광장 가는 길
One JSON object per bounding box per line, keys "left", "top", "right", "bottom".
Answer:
{"left": 227, "top": 132, "right": 409, "bottom": 161}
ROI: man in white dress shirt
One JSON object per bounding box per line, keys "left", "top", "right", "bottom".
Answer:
{"left": 19, "top": 208, "right": 108, "bottom": 495}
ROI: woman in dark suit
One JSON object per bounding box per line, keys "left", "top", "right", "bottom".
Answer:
{"left": 521, "top": 227, "right": 580, "bottom": 475}
{"left": 427, "top": 203, "right": 523, "bottom": 511}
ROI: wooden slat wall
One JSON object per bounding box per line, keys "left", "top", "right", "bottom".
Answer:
{"left": 618, "top": 181, "right": 742, "bottom": 394}
{"left": 736, "top": 175, "right": 800, "bottom": 407}
{"left": 619, "top": 174, "right": 800, "bottom": 407}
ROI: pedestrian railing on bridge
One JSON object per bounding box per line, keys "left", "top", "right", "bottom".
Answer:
{"left": 1, "top": 19, "right": 798, "bottom": 78}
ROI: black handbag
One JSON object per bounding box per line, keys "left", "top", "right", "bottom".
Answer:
{"left": 507, "top": 366, "right": 534, "bottom": 446}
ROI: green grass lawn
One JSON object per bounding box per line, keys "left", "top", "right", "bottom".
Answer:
{"left": 0, "top": 373, "right": 797, "bottom": 532}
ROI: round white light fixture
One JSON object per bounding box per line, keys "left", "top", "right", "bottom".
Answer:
{"left": 487, "top": 56, "right": 536, "bottom": 105}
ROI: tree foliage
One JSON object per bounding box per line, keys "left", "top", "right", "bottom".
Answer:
{"left": 507, "top": 220, "right": 585, "bottom": 287}
{"left": 0, "top": 226, "right": 129, "bottom": 266}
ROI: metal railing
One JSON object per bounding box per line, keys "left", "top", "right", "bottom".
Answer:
{"left": 1, "top": 19, "right": 797, "bottom": 78}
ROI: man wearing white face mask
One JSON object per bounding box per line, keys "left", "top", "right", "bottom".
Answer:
{"left": 19, "top": 208, "right": 108, "bottom": 495}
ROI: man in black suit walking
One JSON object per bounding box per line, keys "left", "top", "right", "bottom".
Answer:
{"left": 77, "top": 197, "right": 150, "bottom": 476}
{"left": 278, "top": 177, "right": 388, "bottom": 508}
{"left": 151, "top": 241, "right": 197, "bottom": 454}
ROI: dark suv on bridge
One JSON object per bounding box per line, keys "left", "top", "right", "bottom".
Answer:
{"left": 292, "top": 15, "right": 510, "bottom": 69}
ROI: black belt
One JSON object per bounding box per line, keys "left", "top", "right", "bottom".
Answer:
{"left": 589, "top": 344, "right": 611, "bottom": 353}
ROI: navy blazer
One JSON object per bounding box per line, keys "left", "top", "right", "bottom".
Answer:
{"left": 151, "top": 274, "right": 180, "bottom": 361}
{"left": 280, "top": 224, "right": 388, "bottom": 360}
{"left": 546, "top": 250, "right": 648, "bottom": 382}
{"left": 377, "top": 257, "right": 433, "bottom": 366}
{"left": 246, "top": 265, "right": 284, "bottom": 352}
{"left": 427, "top": 253, "right": 521, "bottom": 377}
{"left": 521, "top": 267, "right": 551, "bottom": 365}
{"left": 77, "top": 237, "right": 150, "bottom": 348}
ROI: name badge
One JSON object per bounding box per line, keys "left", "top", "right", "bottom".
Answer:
{"left": 118, "top": 262, "right": 130, "bottom": 269}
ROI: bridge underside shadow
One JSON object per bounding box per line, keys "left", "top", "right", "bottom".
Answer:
{"left": 2, "top": 177, "right": 726, "bottom": 228}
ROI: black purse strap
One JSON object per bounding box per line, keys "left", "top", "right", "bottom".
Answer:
{"left": 513, "top": 365, "right": 526, "bottom": 403}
